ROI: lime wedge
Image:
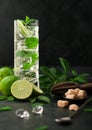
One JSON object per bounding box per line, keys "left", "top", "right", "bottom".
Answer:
{"left": 17, "top": 20, "right": 31, "bottom": 37}
{"left": 32, "top": 83, "right": 43, "bottom": 95}
{"left": 11, "top": 79, "right": 33, "bottom": 99}
{"left": 0, "top": 75, "right": 19, "bottom": 96}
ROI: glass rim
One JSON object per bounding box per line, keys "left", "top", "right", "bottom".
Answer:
{"left": 14, "top": 19, "right": 39, "bottom": 26}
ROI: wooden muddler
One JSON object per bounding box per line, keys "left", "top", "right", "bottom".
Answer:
{"left": 51, "top": 82, "right": 92, "bottom": 95}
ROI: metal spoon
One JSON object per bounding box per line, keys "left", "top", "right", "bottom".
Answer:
{"left": 55, "top": 97, "right": 92, "bottom": 124}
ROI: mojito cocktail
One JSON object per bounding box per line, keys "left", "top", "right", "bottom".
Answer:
{"left": 14, "top": 17, "right": 39, "bottom": 86}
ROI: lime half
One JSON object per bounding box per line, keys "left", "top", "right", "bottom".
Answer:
{"left": 11, "top": 79, "right": 33, "bottom": 99}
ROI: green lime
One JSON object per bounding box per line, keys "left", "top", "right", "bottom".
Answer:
{"left": 0, "top": 75, "right": 19, "bottom": 96}
{"left": 11, "top": 79, "right": 33, "bottom": 100}
{"left": 0, "top": 67, "right": 13, "bottom": 81}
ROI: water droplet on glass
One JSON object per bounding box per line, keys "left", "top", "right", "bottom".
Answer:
{"left": 32, "top": 106, "right": 43, "bottom": 115}
{"left": 15, "top": 108, "right": 30, "bottom": 119}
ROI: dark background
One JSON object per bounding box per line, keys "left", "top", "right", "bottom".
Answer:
{"left": 0, "top": 0, "right": 92, "bottom": 67}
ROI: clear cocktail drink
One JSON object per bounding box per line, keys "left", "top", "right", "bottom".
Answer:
{"left": 14, "top": 17, "right": 39, "bottom": 86}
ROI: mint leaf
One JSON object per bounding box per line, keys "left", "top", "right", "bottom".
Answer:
{"left": 7, "top": 96, "right": 14, "bottom": 101}
{"left": 40, "top": 66, "right": 52, "bottom": 76}
{"left": 25, "top": 37, "right": 38, "bottom": 49}
{"left": 0, "top": 106, "right": 12, "bottom": 111}
{"left": 16, "top": 51, "right": 26, "bottom": 57}
{"left": 0, "top": 95, "right": 6, "bottom": 100}
{"left": 35, "top": 126, "right": 48, "bottom": 130}
{"left": 37, "top": 95, "right": 50, "bottom": 103}
{"left": 84, "top": 108, "right": 92, "bottom": 112}
{"left": 31, "top": 53, "right": 38, "bottom": 62}
{"left": 72, "top": 69, "right": 78, "bottom": 76}
{"left": 40, "top": 66, "right": 57, "bottom": 83}
{"left": 57, "top": 74, "right": 67, "bottom": 82}
{"left": 22, "top": 52, "right": 38, "bottom": 70}
{"left": 23, "top": 62, "right": 33, "bottom": 70}
{"left": 16, "top": 50, "right": 38, "bottom": 60}
{"left": 73, "top": 73, "right": 90, "bottom": 83}
{"left": 59, "top": 57, "right": 69, "bottom": 74}
{"left": 49, "top": 67, "right": 56, "bottom": 76}
{"left": 39, "top": 75, "right": 51, "bottom": 84}
{"left": 31, "top": 102, "right": 45, "bottom": 107}
{"left": 29, "top": 97, "right": 37, "bottom": 103}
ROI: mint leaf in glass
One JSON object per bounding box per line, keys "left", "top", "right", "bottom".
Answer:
{"left": 23, "top": 62, "right": 33, "bottom": 70}
{"left": 16, "top": 50, "right": 26, "bottom": 57}
{"left": 22, "top": 52, "right": 38, "bottom": 70}
{"left": 25, "top": 37, "right": 38, "bottom": 49}
{"left": 16, "top": 50, "right": 37, "bottom": 57}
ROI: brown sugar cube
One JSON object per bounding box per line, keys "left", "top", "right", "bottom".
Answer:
{"left": 74, "top": 88, "right": 80, "bottom": 95}
{"left": 66, "top": 94, "right": 76, "bottom": 99}
{"left": 65, "top": 89, "right": 75, "bottom": 96}
{"left": 67, "top": 89, "right": 75, "bottom": 94}
{"left": 69, "top": 104, "right": 79, "bottom": 111}
{"left": 57, "top": 100, "right": 69, "bottom": 108}
{"left": 77, "top": 90, "right": 87, "bottom": 99}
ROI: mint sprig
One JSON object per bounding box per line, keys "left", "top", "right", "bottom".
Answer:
{"left": 22, "top": 16, "right": 36, "bottom": 26}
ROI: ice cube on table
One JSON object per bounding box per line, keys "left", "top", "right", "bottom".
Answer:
{"left": 32, "top": 106, "right": 43, "bottom": 115}
{"left": 15, "top": 108, "right": 30, "bottom": 119}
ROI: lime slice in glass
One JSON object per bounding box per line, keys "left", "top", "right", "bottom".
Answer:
{"left": 17, "top": 20, "right": 31, "bottom": 37}
{"left": 11, "top": 79, "right": 33, "bottom": 99}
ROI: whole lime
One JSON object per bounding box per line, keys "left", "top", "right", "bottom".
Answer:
{"left": 0, "top": 67, "right": 13, "bottom": 81}
{"left": 0, "top": 75, "right": 19, "bottom": 96}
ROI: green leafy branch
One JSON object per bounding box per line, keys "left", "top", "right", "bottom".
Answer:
{"left": 39, "top": 57, "right": 90, "bottom": 95}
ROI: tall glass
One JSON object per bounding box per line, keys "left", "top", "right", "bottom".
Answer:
{"left": 14, "top": 19, "right": 39, "bottom": 86}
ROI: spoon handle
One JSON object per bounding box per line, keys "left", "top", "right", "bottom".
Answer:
{"left": 70, "top": 97, "right": 92, "bottom": 118}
